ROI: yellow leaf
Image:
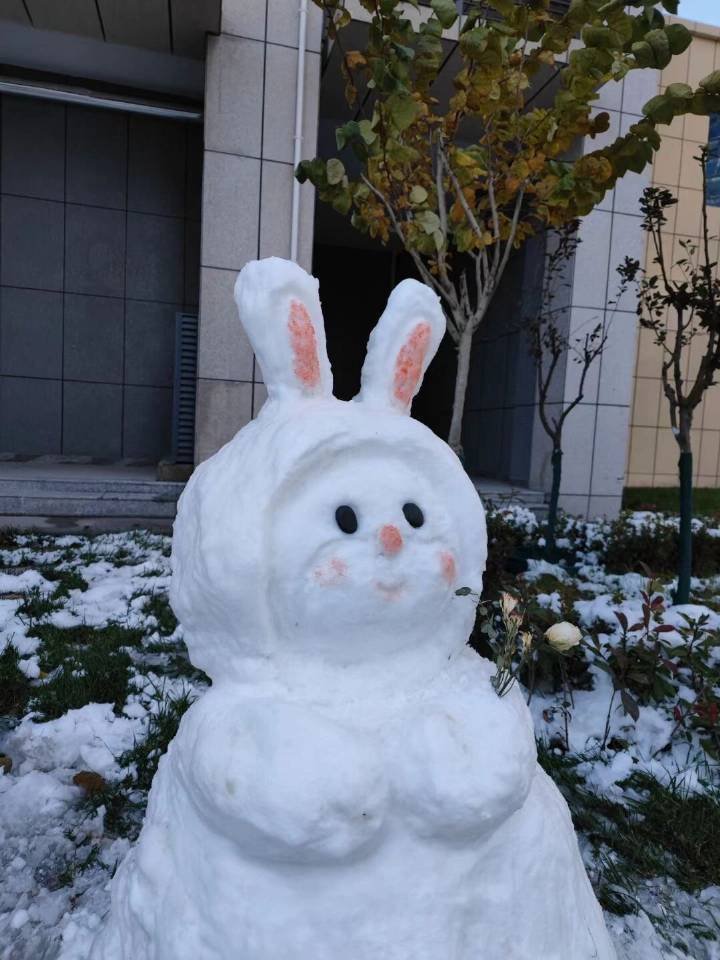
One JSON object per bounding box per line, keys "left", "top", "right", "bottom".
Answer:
{"left": 345, "top": 50, "right": 366, "bottom": 70}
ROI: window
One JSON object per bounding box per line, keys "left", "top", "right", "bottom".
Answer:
{"left": 708, "top": 114, "right": 720, "bottom": 207}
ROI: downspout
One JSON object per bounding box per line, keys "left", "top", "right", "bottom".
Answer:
{"left": 290, "top": 0, "right": 309, "bottom": 263}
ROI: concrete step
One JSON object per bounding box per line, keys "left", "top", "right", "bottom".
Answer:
{"left": 471, "top": 477, "right": 548, "bottom": 521}
{"left": 0, "top": 477, "right": 183, "bottom": 503}
{"left": 0, "top": 472, "right": 185, "bottom": 531}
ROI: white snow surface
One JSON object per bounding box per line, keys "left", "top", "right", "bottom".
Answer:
{"left": 85, "top": 259, "right": 615, "bottom": 960}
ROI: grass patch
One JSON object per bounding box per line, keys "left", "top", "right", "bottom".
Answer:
{"left": 16, "top": 586, "right": 63, "bottom": 625}
{"left": 142, "top": 592, "right": 178, "bottom": 636}
{"left": 31, "top": 647, "right": 132, "bottom": 721}
{"left": 81, "top": 685, "right": 197, "bottom": 839}
{"left": 0, "top": 529, "right": 19, "bottom": 551}
{"left": 623, "top": 487, "right": 720, "bottom": 520}
{"left": 36, "top": 565, "right": 88, "bottom": 596}
{"left": 0, "top": 643, "right": 31, "bottom": 718}
{"left": 29, "top": 624, "right": 144, "bottom": 721}
{"left": 539, "top": 743, "right": 720, "bottom": 924}
{"left": 31, "top": 622, "right": 144, "bottom": 672}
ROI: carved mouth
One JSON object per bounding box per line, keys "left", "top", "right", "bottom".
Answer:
{"left": 375, "top": 580, "right": 405, "bottom": 600}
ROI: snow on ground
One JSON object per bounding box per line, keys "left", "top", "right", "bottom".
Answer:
{"left": 0, "top": 517, "right": 718, "bottom": 959}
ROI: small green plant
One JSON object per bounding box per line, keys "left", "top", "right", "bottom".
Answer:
{"left": 586, "top": 582, "right": 677, "bottom": 748}
{"left": 661, "top": 612, "right": 720, "bottom": 762}
{"left": 16, "top": 586, "right": 62, "bottom": 627}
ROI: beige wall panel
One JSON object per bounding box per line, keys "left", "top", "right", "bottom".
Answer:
{"left": 632, "top": 378, "right": 662, "bottom": 427}
{"left": 679, "top": 140, "right": 705, "bottom": 191}
{"left": 698, "top": 430, "right": 720, "bottom": 477}
{"left": 703, "top": 385, "right": 720, "bottom": 429}
{"left": 686, "top": 37, "right": 716, "bottom": 86}
{"left": 654, "top": 137, "right": 682, "bottom": 187}
{"left": 628, "top": 426, "right": 658, "bottom": 475}
{"left": 654, "top": 428, "right": 679, "bottom": 474}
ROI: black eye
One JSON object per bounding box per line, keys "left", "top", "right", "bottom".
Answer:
{"left": 335, "top": 505, "right": 358, "bottom": 534}
{"left": 402, "top": 502, "right": 424, "bottom": 529}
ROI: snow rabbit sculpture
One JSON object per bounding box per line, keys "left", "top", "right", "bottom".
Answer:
{"left": 90, "top": 257, "right": 615, "bottom": 960}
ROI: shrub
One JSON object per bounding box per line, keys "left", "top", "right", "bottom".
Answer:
{"left": 602, "top": 513, "right": 720, "bottom": 578}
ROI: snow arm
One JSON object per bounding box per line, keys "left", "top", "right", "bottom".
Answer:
{"left": 173, "top": 695, "right": 388, "bottom": 863}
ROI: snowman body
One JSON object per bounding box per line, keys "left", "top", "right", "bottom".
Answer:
{"left": 90, "top": 259, "right": 615, "bottom": 960}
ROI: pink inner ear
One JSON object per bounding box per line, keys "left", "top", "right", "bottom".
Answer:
{"left": 288, "top": 300, "right": 321, "bottom": 392}
{"left": 393, "top": 322, "right": 431, "bottom": 407}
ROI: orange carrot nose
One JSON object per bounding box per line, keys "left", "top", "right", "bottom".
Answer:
{"left": 379, "top": 524, "right": 403, "bottom": 556}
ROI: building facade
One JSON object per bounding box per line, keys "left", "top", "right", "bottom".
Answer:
{"left": 626, "top": 18, "right": 720, "bottom": 491}
{"left": 0, "top": 1, "right": 717, "bottom": 524}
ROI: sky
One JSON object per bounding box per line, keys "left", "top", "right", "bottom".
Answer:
{"left": 672, "top": 0, "right": 720, "bottom": 26}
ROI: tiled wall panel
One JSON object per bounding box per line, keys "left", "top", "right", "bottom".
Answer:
{"left": 194, "top": 0, "right": 320, "bottom": 463}
{"left": 627, "top": 22, "right": 720, "bottom": 490}
{"left": 0, "top": 94, "right": 201, "bottom": 461}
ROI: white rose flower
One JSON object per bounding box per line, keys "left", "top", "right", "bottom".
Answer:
{"left": 544, "top": 621, "right": 582, "bottom": 653}
{"left": 500, "top": 592, "right": 519, "bottom": 617}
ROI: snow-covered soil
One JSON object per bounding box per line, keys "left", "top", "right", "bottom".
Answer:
{"left": 0, "top": 517, "right": 718, "bottom": 959}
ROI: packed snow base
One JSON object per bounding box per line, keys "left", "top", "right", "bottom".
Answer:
{"left": 86, "top": 258, "right": 613, "bottom": 960}
{"left": 0, "top": 512, "right": 719, "bottom": 960}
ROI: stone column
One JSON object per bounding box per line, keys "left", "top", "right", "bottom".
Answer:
{"left": 194, "top": 0, "right": 322, "bottom": 463}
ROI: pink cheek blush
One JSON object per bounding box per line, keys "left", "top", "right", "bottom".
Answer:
{"left": 312, "top": 556, "right": 348, "bottom": 587}
{"left": 440, "top": 551, "right": 457, "bottom": 585}
{"left": 288, "top": 300, "right": 321, "bottom": 392}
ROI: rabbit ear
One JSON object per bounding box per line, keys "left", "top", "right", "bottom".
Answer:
{"left": 234, "top": 258, "right": 333, "bottom": 402}
{"left": 358, "top": 279, "right": 445, "bottom": 413}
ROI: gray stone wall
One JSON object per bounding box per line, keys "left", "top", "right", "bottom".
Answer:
{"left": 0, "top": 94, "right": 201, "bottom": 461}
{"left": 195, "top": 0, "right": 322, "bottom": 463}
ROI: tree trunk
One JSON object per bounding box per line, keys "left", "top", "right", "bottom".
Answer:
{"left": 676, "top": 443, "right": 693, "bottom": 605}
{"left": 448, "top": 327, "right": 473, "bottom": 457}
{"left": 546, "top": 446, "right": 562, "bottom": 560}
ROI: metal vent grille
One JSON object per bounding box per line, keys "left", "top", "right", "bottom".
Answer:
{"left": 172, "top": 312, "right": 199, "bottom": 464}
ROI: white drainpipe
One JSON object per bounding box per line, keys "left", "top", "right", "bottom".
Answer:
{"left": 290, "top": 0, "right": 309, "bottom": 263}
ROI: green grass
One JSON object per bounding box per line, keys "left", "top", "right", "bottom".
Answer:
{"left": 29, "top": 623, "right": 145, "bottom": 721}
{"left": 31, "top": 622, "right": 144, "bottom": 671}
{"left": 623, "top": 486, "right": 720, "bottom": 519}
{"left": 36, "top": 565, "right": 88, "bottom": 596}
{"left": 538, "top": 743, "right": 720, "bottom": 930}
{"left": 16, "top": 586, "right": 63, "bottom": 625}
{"left": 142, "top": 592, "right": 178, "bottom": 636}
{"left": 81, "top": 684, "right": 197, "bottom": 838}
{"left": 0, "top": 643, "right": 31, "bottom": 718}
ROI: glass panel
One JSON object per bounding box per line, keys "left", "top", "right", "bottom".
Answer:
{"left": 707, "top": 114, "right": 720, "bottom": 207}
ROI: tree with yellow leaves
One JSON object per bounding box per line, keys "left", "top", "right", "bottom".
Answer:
{"left": 298, "top": 0, "right": 718, "bottom": 454}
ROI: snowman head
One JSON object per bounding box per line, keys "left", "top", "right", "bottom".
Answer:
{"left": 170, "top": 258, "right": 486, "bottom": 683}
